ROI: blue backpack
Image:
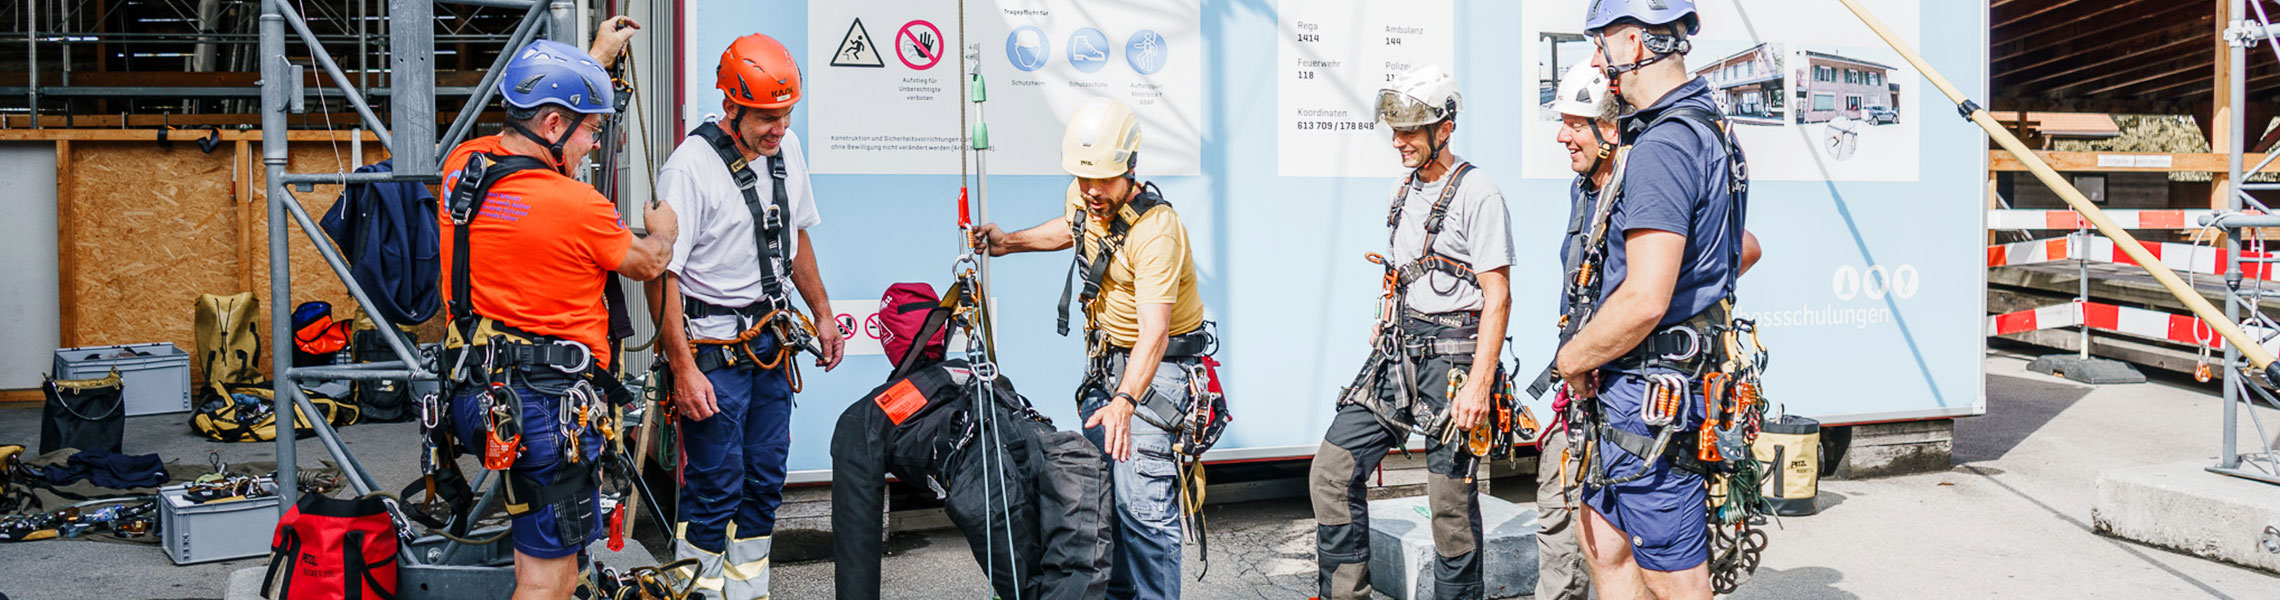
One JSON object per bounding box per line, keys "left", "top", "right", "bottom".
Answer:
{"left": 320, "top": 159, "right": 441, "bottom": 325}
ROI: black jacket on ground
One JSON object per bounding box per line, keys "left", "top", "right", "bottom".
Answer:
{"left": 831, "top": 359, "right": 1113, "bottom": 599}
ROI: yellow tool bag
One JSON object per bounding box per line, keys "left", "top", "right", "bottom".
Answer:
{"left": 191, "top": 383, "right": 357, "bottom": 443}
{"left": 1751, "top": 415, "right": 1822, "bottom": 516}
{"left": 195, "top": 292, "right": 263, "bottom": 386}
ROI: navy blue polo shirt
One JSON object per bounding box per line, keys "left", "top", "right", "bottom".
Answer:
{"left": 1598, "top": 77, "right": 1745, "bottom": 332}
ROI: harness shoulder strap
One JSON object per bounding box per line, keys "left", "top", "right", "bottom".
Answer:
{"left": 1418, "top": 162, "right": 1474, "bottom": 248}
{"left": 1057, "top": 183, "right": 1170, "bottom": 337}
{"left": 445, "top": 152, "right": 549, "bottom": 331}
{"left": 1640, "top": 106, "right": 1750, "bottom": 295}
{"left": 689, "top": 121, "right": 796, "bottom": 312}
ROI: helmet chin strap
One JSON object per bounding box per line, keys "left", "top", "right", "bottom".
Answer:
{"left": 1411, "top": 123, "right": 1451, "bottom": 183}
{"left": 724, "top": 106, "right": 766, "bottom": 158}
{"left": 507, "top": 111, "right": 589, "bottom": 175}
{"left": 1581, "top": 120, "right": 1618, "bottom": 175}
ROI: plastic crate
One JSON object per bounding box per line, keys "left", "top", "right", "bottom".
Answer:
{"left": 158, "top": 479, "right": 280, "bottom": 565}
{"left": 51, "top": 342, "right": 192, "bottom": 416}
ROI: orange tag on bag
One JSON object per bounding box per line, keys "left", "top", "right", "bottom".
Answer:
{"left": 876, "top": 379, "right": 927, "bottom": 425}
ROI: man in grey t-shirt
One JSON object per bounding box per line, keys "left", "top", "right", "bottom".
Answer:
{"left": 1309, "top": 64, "right": 1514, "bottom": 600}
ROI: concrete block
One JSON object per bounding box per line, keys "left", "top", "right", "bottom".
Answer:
{"left": 2025, "top": 354, "right": 2146, "bottom": 385}
{"left": 1365, "top": 493, "right": 1539, "bottom": 599}
{"left": 2093, "top": 460, "right": 2280, "bottom": 575}
{"left": 1830, "top": 419, "right": 1953, "bottom": 479}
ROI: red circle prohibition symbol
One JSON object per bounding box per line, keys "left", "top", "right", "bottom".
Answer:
{"left": 897, "top": 20, "right": 943, "bottom": 70}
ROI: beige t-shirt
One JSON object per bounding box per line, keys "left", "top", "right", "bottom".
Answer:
{"left": 1062, "top": 181, "right": 1205, "bottom": 348}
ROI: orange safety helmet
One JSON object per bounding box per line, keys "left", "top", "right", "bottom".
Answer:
{"left": 717, "top": 34, "right": 802, "bottom": 109}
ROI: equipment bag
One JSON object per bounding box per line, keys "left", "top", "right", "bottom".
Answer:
{"left": 261, "top": 493, "right": 399, "bottom": 600}
{"left": 874, "top": 283, "right": 950, "bottom": 375}
{"left": 291, "top": 301, "right": 351, "bottom": 368}
{"left": 192, "top": 383, "right": 356, "bottom": 443}
{"left": 196, "top": 292, "right": 263, "bottom": 386}
{"left": 1753, "top": 415, "right": 1821, "bottom": 516}
{"left": 40, "top": 371, "right": 125, "bottom": 455}
{"left": 348, "top": 309, "right": 418, "bottom": 423}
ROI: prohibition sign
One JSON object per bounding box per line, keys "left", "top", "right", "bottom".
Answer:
{"left": 897, "top": 20, "right": 943, "bottom": 70}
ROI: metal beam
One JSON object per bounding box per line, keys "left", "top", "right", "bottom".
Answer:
{"left": 439, "top": 0, "right": 538, "bottom": 7}
{"left": 259, "top": 0, "right": 296, "bottom": 514}
{"left": 0, "top": 85, "right": 481, "bottom": 98}
{"left": 390, "top": 0, "right": 438, "bottom": 178}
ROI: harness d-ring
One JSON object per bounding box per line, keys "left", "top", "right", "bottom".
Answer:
{"left": 552, "top": 339, "right": 593, "bottom": 374}
{"left": 1660, "top": 326, "right": 1704, "bottom": 362}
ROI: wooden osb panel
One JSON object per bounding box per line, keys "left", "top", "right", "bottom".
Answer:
{"left": 67, "top": 142, "right": 242, "bottom": 382}
{"left": 66, "top": 139, "right": 400, "bottom": 383}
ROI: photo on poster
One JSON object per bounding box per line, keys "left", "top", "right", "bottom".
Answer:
{"left": 1517, "top": 0, "right": 1921, "bottom": 182}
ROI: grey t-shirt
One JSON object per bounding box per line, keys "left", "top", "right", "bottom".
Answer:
{"left": 1387, "top": 158, "right": 1516, "bottom": 314}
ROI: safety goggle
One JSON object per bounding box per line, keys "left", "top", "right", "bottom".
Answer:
{"left": 1375, "top": 89, "right": 1449, "bottom": 130}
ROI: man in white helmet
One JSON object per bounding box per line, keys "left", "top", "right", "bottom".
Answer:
{"left": 1542, "top": 0, "right": 1761, "bottom": 597}
{"left": 1307, "top": 64, "right": 1512, "bottom": 600}
{"left": 1541, "top": 62, "right": 1762, "bottom": 600}
{"left": 973, "top": 97, "right": 1207, "bottom": 600}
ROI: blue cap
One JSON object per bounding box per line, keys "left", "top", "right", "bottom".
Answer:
{"left": 1584, "top": 0, "right": 1700, "bottom": 35}
{"left": 498, "top": 40, "right": 615, "bottom": 115}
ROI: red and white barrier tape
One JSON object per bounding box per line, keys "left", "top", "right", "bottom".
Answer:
{"left": 1986, "top": 236, "right": 2280, "bottom": 281}
{"left": 1987, "top": 300, "right": 2279, "bottom": 352}
{"left": 1987, "top": 209, "right": 2247, "bottom": 231}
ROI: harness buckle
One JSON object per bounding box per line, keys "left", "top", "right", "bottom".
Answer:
{"left": 551, "top": 339, "right": 592, "bottom": 375}
{"left": 1658, "top": 326, "right": 1704, "bottom": 363}
{"left": 762, "top": 202, "right": 785, "bottom": 232}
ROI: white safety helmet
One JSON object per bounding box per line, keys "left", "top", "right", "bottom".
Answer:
{"left": 1377, "top": 65, "right": 1463, "bottom": 130}
{"left": 1061, "top": 98, "right": 1144, "bottom": 179}
{"left": 1552, "top": 63, "right": 1616, "bottom": 121}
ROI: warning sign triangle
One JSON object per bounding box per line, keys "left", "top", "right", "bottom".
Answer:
{"left": 832, "top": 19, "right": 885, "bottom": 68}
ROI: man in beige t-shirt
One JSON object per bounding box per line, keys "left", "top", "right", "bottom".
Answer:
{"left": 972, "top": 97, "right": 1204, "bottom": 600}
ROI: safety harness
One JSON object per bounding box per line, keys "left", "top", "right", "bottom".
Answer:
{"left": 1333, "top": 162, "right": 1529, "bottom": 459}
{"left": 436, "top": 151, "right": 635, "bottom": 541}
{"left": 677, "top": 120, "right": 824, "bottom": 383}
{"left": 1055, "top": 183, "right": 1235, "bottom": 578}
{"left": 1536, "top": 105, "right": 1773, "bottom": 595}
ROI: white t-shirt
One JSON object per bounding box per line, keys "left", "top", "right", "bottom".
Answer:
{"left": 656, "top": 124, "right": 823, "bottom": 340}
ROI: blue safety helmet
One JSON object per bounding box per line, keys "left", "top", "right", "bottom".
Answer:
{"left": 1584, "top": 0, "right": 1701, "bottom": 36}
{"left": 498, "top": 39, "right": 615, "bottom": 115}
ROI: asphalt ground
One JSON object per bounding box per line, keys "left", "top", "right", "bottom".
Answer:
{"left": 5, "top": 351, "right": 2279, "bottom": 598}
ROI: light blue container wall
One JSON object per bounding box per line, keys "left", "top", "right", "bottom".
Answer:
{"left": 684, "top": 1, "right": 1988, "bottom": 477}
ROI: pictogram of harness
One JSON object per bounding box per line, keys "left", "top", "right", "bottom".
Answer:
{"left": 1335, "top": 162, "right": 1535, "bottom": 457}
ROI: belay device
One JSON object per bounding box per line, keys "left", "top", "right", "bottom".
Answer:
{"left": 1535, "top": 105, "right": 1774, "bottom": 595}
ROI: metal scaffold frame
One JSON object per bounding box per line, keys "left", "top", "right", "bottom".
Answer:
{"left": 2204, "top": 0, "right": 2280, "bottom": 486}
{"left": 255, "top": 0, "right": 585, "bottom": 593}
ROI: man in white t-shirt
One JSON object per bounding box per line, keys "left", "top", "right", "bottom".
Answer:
{"left": 645, "top": 33, "right": 843, "bottom": 600}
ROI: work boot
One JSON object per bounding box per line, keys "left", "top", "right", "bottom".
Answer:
{"left": 722, "top": 522, "right": 771, "bottom": 600}
{"left": 673, "top": 522, "right": 727, "bottom": 600}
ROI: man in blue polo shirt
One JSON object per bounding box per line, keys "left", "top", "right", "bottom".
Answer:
{"left": 1551, "top": 1, "right": 1756, "bottom": 598}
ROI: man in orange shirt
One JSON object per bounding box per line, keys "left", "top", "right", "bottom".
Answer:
{"left": 436, "top": 25, "right": 676, "bottom": 600}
